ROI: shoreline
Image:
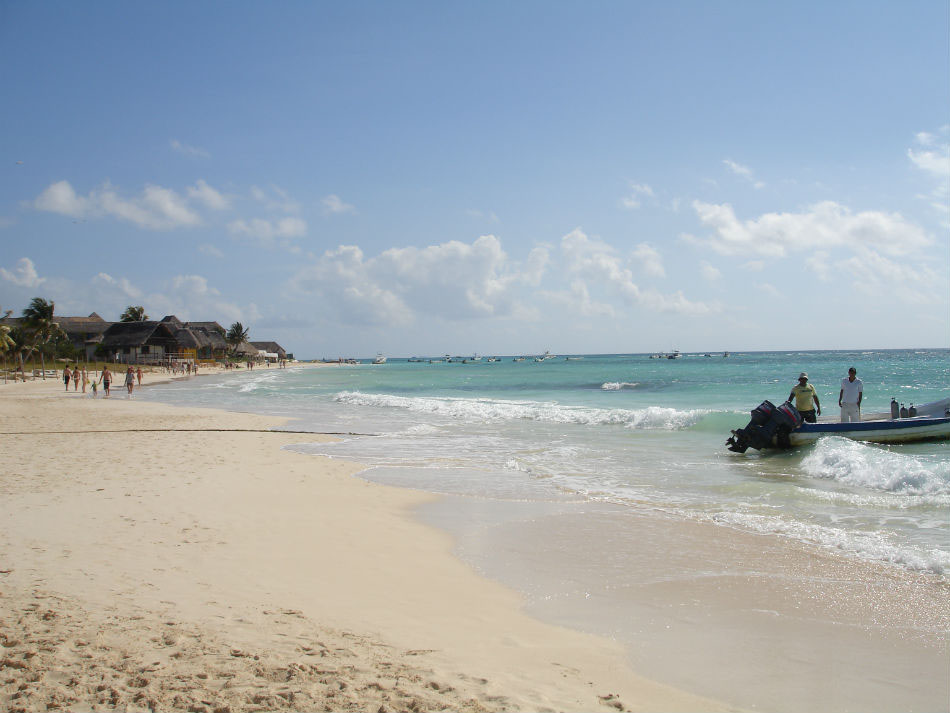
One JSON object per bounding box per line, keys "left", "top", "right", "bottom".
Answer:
{"left": 0, "top": 374, "right": 727, "bottom": 712}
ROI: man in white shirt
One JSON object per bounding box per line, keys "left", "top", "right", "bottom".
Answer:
{"left": 839, "top": 367, "right": 863, "bottom": 422}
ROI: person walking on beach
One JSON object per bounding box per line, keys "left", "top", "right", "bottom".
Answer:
{"left": 100, "top": 366, "right": 112, "bottom": 398}
{"left": 136, "top": 366, "right": 143, "bottom": 386}
{"left": 789, "top": 372, "right": 821, "bottom": 422}
{"left": 73, "top": 365, "right": 80, "bottom": 390}
{"left": 125, "top": 366, "right": 135, "bottom": 397}
{"left": 63, "top": 365, "right": 71, "bottom": 391}
{"left": 839, "top": 367, "right": 863, "bottom": 422}
{"left": 81, "top": 367, "right": 88, "bottom": 393}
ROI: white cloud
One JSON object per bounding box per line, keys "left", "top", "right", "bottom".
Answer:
{"left": 251, "top": 185, "right": 300, "bottom": 214}
{"left": 187, "top": 179, "right": 230, "bottom": 210}
{"left": 836, "top": 250, "right": 938, "bottom": 304}
{"left": 631, "top": 242, "right": 665, "bottom": 278}
{"left": 561, "top": 229, "right": 712, "bottom": 314}
{"left": 0, "top": 257, "right": 45, "bottom": 288}
{"left": 723, "top": 159, "right": 765, "bottom": 189}
{"left": 692, "top": 200, "right": 931, "bottom": 258}
{"left": 228, "top": 217, "right": 307, "bottom": 244}
{"left": 321, "top": 194, "right": 356, "bottom": 215}
{"left": 805, "top": 250, "right": 832, "bottom": 282}
{"left": 92, "top": 272, "right": 143, "bottom": 300}
{"left": 198, "top": 244, "right": 225, "bottom": 258}
{"left": 33, "top": 180, "right": 201, "bottom": 230}
{"left": 620, "top": 182, "right": 655, "bottom": 210}
{"left": 290, "top": 235, "right": 548, "bottom": 326}
{"left": 170, "top": 139, "right": 210, "bottom": 158}
{"left": 908, "top": 129, "right": 950, "bottom": 224}
{"left": 700, "top": 261, "right": 721, "bottom": 282}
{"left": 541, "top": 279, "right": 615, "bottom": 317}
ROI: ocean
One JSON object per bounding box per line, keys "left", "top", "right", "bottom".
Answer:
{"left": 140, "top": 349, "right": 950, "bottom": 710}
{"left": 143, "top": 349, "right": 950, "bottom": 578}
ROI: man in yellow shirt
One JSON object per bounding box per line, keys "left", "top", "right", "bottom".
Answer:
{"left": 788, "top": 372, "right": 821, "bottom": 422}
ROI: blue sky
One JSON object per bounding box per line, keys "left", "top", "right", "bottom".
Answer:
{"left": 1, "top": 1, "right": 947, "bottom": 358}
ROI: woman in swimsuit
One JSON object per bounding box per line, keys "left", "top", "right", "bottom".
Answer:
{"left": 125, "top": 366, "right": 135, "bottom": 397}
{"left": 63, "top": 365, "right": 71, "bottom": 391}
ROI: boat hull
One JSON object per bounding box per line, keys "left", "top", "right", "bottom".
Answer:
{"left": 789, "top": 416, "right": 950, "bottom": 445}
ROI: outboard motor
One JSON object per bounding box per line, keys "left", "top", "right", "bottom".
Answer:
{"left": 727, "top": 400, "right": 803, "bottom": 453}
{"left": 890, "top": 398, "right": 899, "bottom": 419}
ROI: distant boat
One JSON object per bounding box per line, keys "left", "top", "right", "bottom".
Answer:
{"left": 534, "top": 350, "right": 557, "bottom": 362}
{"left": 565, "top": 356, "right": 583, "bottom": 361}
{"left": 723, "top": 351, "right": 730, "bottom": 358}
{"left": 372, "top": 353, "right": 386, "bottom": 364}
{"left": 666, "top": 350, "right": 681, "bottom": 360}
{"left": 513, "top": 356, "right": 526, "bottom": 362}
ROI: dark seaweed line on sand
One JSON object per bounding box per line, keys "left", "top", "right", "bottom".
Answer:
{"left": 0, "top": 428, "right": 378, "bottom": 436}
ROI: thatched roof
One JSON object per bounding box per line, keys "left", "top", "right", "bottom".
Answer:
{"left": 233, "top": 341, "right": 260, "bottom": 356}
{"left": 172, "top": 328, "right": 201, "bottom": 349}
{"left": 250, "top": 341, "right": 287, "bottom": 357}
{"left": 185, "top": 321, "right": 225, "bottom": 335}
{"left": 101, "top": 321, "right": 178, "bottom": 348}
{"left": 58, "top": 316, "right": 113, "bottom": 338}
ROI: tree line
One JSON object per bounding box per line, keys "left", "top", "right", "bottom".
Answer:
{"left": 1, "top": 298, "right": 255, "bottom": 374}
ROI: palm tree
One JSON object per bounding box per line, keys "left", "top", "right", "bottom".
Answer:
{"left": 22, "top": 297, "right": 64, "bottom": 379}
{"left": 120, "top": 305, "right": 149, "bottom": 322}
{"left": 226, "top": 321, "right": 250, "bottom": 355}
{"left": 0, "top": 307, "right": 14, "bottom": 384}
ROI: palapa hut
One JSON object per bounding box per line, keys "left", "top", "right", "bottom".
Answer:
{"left": 100, "top": 321, "right": 180, "bottom": 363}
{"left": 250, "top": 341, "right": 287, "bottom": 363}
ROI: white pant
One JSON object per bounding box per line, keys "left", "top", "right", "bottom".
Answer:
{"left": 840, "top": 403, "right": 861, "bottom": 422}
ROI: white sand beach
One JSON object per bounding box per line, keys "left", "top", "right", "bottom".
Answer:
{"left": 0, "top": 374, "right": 728, "bottom": 712}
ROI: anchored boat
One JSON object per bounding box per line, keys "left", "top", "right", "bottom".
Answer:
{"left": 726, "top": 397, "right": 950, "bottom": 453}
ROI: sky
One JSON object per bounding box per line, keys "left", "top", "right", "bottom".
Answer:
{"left": 1, "top": 1, "right": 948, "bottom": 359}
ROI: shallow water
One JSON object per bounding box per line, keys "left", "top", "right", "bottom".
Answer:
{"left": 144, "top": 350, "right": 950, "bottom": 578}
{"left": 141, "top": 350, "right": 950, "bottom": 711}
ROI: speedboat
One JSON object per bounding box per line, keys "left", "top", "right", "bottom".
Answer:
{"left": 372, "top": 353, "right": 386, "bottom": 364}
{"left": 727, "top": 397, "right": 950, "bottom": 452}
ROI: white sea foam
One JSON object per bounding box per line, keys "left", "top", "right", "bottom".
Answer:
{"left": 333, "top": 391, "right": 708, "bottom": 430}
{"left": 709, "top": 509, "right": 950, "bottom": 576}
{"left": 601, "top": 381, "right": 639, "bottom": 390}
{"left": 801, "top": 437, "right": 950, "bottom": 497}
{"left": 237, "top": 372, "right": 281, "bottom": 393}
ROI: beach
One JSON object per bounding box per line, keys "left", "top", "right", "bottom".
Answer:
{"left": 0, "top": 372, "right": 726, "bottom": 712}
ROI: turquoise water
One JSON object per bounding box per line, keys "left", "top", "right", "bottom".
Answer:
{"left": 143, "top": 349, "right": 950, "bottom": 578}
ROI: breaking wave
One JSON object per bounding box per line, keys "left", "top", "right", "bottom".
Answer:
{"left": 801, "top": 437, "right": 950, "bottom": 498}
{"left": 601, "top": 381, "right": 639, "bottom": 390}
{"left": 333, "top": 391, "right": 708, "bottom": 430}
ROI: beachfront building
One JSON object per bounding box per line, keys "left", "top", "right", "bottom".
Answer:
{"left": 0, "top": 312, "right": 114, "bottom": 361}
{"left": 160, "top": 316, "right": 228, "bottom": 360}
{"left": 250, "top": 341, "right": 287, "bottom": 363}
{"left": 99, "top": 321, "right": 182, "bottom": 363}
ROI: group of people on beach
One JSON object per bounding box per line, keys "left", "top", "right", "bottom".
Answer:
{"left": 63, "top": 364, "right": 141, "bottom": 398}
{"left": 788, "top": 367, "right": 863, "bottom": 423}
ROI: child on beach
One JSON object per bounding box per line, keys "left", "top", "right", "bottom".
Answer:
{"left": 90, "top": 379, "right": 97, "bottom": 397}
{"left": 125, "top": 366, "right": 135, "bottom": 397}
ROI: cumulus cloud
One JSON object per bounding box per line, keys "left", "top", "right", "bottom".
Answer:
{"left": 541, "top": 279, "right": 615, "bottom": 317}
{"left": 631, "top": 242, "right": 665, "bottom": 278}
{"left": 321, "top": 194, "right": 356, "bottom": 215}
{"left": 251, "top": 185, "right": 300, "bottom": 214}
{"left": 170, "top": 139, "right": 210, "bottom": 158}
{"left": 290, "top": 235, "right": 549, "bottom": 326}
{"left": 700, "top": 261, "right": 722, "bottom": 282}
{"left": 620, "top": 182, "right": 655, "bottom": 209}
{"left": 723, "top": 159, "right": 765, "bottom": 190}
{"left": 33, "top": 180, "right": 203, "bottom": 230}
{"left": 92, "top": 272, "right": 143, "bottom": 300}
{"left": 228, "top": 217, "right": 307, "bottom": 244}
{"left": 691, "top": 200, "right": 931, "bottom": 258}
{"left": 198, "top": 244, "right": 225, "bottom": 258}
{"left": 187, "top": 179, "right": 230, "bottom": 210}
{"left": 561, "top": 229, "right": 712, "bottom": 314}
{"left": 908, "top": 128, "right": 950, "bottom": 223}
{"left": 0, "top": 257, "right": 45, "bottom": 288}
